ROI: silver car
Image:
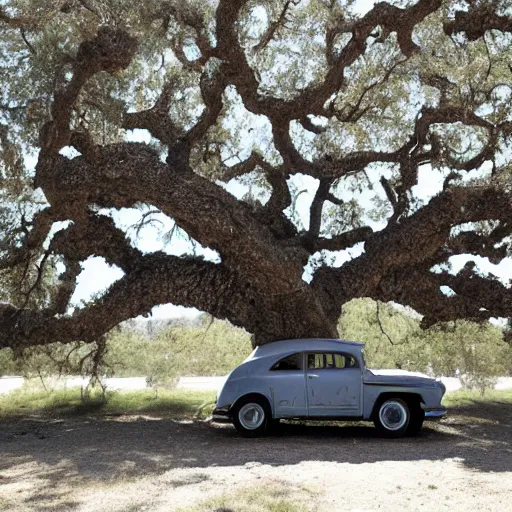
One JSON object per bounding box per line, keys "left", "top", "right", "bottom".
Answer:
{"left": 213, "top": 338, "right": 447, "bottom": 437}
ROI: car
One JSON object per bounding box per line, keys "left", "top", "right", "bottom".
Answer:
{"left": 212, "top": 338, "right": 447, "bottom": 437}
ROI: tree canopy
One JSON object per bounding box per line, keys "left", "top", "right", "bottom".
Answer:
{"left": 1, "top": 0, "right": 512, "bottom": 348}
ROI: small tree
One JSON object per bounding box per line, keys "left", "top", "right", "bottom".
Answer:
{"left": 425, "top": 321, "right": 508, "bottom": 394}
{"left": 106, "top": 326, "right": 177, "bottom": 396}
{"left": 0, "top": 348, "right": 16, "bottom": 376}
{"left": 339, "top": 298, "right": 510, "bottom": 393}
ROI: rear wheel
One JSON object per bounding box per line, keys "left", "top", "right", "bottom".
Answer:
{"left": 232, "top": 396, "right": 271, "bottom": 437}
{"left": 373, "top": 398, "right": 410, "bottom": 437}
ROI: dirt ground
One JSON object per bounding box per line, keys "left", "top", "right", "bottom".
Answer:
{"left": 1, "top": 401, "right": 511, "bottom": 512}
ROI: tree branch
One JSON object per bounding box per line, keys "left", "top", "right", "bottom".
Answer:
{"left": 379, "top": 263, "right": 512, "bottom": 328}
{"left": 37, "top": 27, "right": 137, "bottom": 158}
{"left": 376, "top": 301, "right": 396, "bottom": 346}
{"left": 309, "top": 227, "right": 373, "bottom": 252}
{"left": 308, "top": 179, "right": 332, "bottom": 239}
{"left": 252, "top": 0, "right": 298, "bottom": 53}
{"left": 312, "top": 185, "right": 512, "bottom": 323}
{"left": 0, "top": 254, "right": 257, "bottom": 350}
{"left": 38, "top": 143, "right": 308, "bottom": 294}
{"left": 0, "top": 208, "right": 57, "bottom": 271}
{"left": 444, "top": 5, "right": 512, "bottom": 41}
{"left": 0, "top": 7, "right": 34, "bottom": 29}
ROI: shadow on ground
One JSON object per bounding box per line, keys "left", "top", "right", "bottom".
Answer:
{"left": 0, "top": 400, "right": 510, "bottom": 510}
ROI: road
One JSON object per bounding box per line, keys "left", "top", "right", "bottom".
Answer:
{"left": 2, "top": 375, "right": 512, "bottom": 393}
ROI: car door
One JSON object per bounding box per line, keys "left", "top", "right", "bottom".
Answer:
{"left": 306, "top": 352, "right": 362, "bottom": 417}
{"left": 267, "top": 352, "right": 308, "bottom": 418}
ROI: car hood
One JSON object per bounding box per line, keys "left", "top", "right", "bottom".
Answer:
{"left": 364, "top": 368, "right": 438, "bottom": 387}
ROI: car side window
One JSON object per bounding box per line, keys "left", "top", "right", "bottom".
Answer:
{"left": 307, "top": 352, "right": 357, "bottom": 370}
{"left": 345, "top": 355, "right": 357, "bottom": 368}
{"left": 307, "top": 353, "right": 324, "bottom": 369}
{"left": 270, "top": 353, "right": 303, "bottom": 371}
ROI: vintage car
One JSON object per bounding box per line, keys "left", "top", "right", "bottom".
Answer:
{"left": 213, "top": 338, "right": 447, "bottom": 437}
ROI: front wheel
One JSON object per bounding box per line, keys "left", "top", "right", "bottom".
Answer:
{"left": 232, "top": 396, "right": 271, "bottom": 437}
{"left": 406, "top": 405, "right": 425, "bottom": 436}
{"left": 374, "top": 398, "right": 410, "bottom": 437}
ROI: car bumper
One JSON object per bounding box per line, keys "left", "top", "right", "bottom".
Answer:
{"left": 422, "top": 405, "right": 447, "bottom": 420}
{"left": 212, "top": 406, "right": 232, "bottom": 423}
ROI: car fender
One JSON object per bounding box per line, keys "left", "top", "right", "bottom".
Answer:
{"left": 216, "top": 375, "right": 275, "bottom": 416}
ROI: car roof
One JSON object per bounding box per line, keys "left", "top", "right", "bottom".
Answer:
{"left": 251, "top": 338, "right": 364, "bottom": 359}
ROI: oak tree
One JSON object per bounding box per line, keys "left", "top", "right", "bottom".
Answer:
{"left": 1, "top": 0, "right": 512, "bottom": 348}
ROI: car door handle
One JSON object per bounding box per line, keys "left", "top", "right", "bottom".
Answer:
{"left": 308, "top": 374, "right": 319, "bottom": 379}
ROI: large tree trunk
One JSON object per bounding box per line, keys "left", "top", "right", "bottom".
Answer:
{"left": 249, "top": 292, "right": 339, "bottom": 347}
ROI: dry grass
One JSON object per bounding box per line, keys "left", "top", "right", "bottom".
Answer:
{"left": 442, "top": 388, "right": 512, "bottom": 407}
{"left": 0, "top": 387, "right": 216, "bottom": 419}
{"left": 178, "top": 481, "right": 319, "bottom": 512}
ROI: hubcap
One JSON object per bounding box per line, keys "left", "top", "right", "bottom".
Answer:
{"left": 379, "top": 400, "right": 408, "bottom": 431}
{"left": 238, "top": 403, "right": 265, "bottom": 430}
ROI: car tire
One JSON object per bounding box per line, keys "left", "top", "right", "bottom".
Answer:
{"left": 268, "top": 418, "right": 281, "bottom": 433}
{"left": 232, "top": 396, "right": 271, "bottom": 438}
{"left": 406, "top": 403, "right": 425, "bottom": 436}
{"left": 373, "top": 398, "right": 410, "bottom": 437}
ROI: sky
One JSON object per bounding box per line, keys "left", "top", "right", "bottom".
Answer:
{"left": 50, "top": 0, "right": 512, "bottom": 324}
